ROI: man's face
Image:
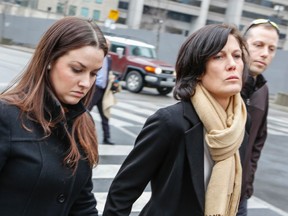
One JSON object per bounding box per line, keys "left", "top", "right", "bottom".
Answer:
{"left": 246, "top": 25, "right": 279, "bottom": 77}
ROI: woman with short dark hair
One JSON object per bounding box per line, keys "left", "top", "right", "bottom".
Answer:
{"left": 103, "top": 23, "right": 249, "bottom": 216}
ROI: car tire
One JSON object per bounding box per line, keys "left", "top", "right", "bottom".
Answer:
{"left": 125, "top": 71, "right": 144, "bottom": 93}
{"left": 157, "top": 87, "right": 173, "bottom": 95}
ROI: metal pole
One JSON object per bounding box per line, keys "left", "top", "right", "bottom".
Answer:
{"left": 156, "top": 19, "right": 163, "bottom": 56}
{"left": 0, "top": 2, "right": 6, "bottom": 44}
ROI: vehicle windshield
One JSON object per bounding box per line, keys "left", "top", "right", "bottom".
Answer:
{"left": 130, "top": 45, "right": 157, "bottom": 59}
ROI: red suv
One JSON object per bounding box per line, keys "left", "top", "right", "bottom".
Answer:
{"left": 105, "top": 35, "right": 176, "bottom": 95}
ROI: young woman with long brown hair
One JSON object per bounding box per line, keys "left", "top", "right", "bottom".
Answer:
{"left": 0, "top": 16, "right": 107, "bottom": 215}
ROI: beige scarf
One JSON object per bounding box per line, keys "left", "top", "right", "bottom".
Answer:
{"left": 191, "top": 83, "right": 247, "bottom": 216}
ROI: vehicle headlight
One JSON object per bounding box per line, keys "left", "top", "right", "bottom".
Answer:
{"left": 155, "top": 67, "right": 162, "bottom": 74}
{"left": 145, "top": 66, "right": 162, "bottom": 74}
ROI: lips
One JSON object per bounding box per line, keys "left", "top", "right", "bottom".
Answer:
{"left": 226, "top": 75, "right": 239, "bottom": 80}
{"left": 71, "top": 91, "right": 85, "bottom": 98}
{"left": 254, "top": 60, "right": 267, "bottom": 67}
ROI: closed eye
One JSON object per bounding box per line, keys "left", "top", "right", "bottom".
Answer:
{"left": 213, "top": 55, "right": 223, "bottom": 60}
{"left": 72, "top": 67, "right": 82, "bottom": 73}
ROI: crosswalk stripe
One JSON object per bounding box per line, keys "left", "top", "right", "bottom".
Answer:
{"left": 93, "top": 165, "right": 120, "bottom": 178}
{"left": 123, "top": 100, "right": 164, "bottom": 110}
{"left": 111, "top": 109, "right": 148, "bottom": 124}
{"left": 268, "top": 128, "right": 288, "bottom": 136}
{"left": 90, "top": 112, "right": 134, "bottom": 127}
{"left": 94, "top": 192, "right": 151, "bottom": 215}
{"left": 98, "top": 144, "right": 133, "bottom": 156}
{"left": 116, "top": 101, "right": 156, "bottom": 116}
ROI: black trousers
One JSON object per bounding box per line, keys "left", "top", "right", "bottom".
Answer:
{"left": 88, "top": 87, "right": 110, "bottom": 140}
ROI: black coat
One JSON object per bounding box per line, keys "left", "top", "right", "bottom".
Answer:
{"left": 241, "top": 74, "right": 268, "bottom": 198}
{"left": 103, "top": 100, "right": 249, "bottom": 216}
{"left": 0, "top": 100, "right": 98, "bottom": 216}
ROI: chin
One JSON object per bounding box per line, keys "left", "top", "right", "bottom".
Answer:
{"left": 228, "top": 87, "right": 241, "bottom": 96}
{"left": 61, "top": 98, "right": 81, "bottom": 105}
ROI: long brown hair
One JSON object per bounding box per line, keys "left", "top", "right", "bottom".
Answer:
{"left": 0, "top": 17, "right": 108, "bottom": 170}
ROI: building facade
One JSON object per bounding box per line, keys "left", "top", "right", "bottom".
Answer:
{"left": 1, "top": 0, "right": 288, "bottom": 48}
{"left": 1, "top": 0, "right": 119, "bottom": 22}
{"left": 117, "top": 0, "right": 288, "bottom": 49}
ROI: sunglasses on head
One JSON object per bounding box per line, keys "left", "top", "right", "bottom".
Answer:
{"left": 244, "top": 19, "right": 280, "bottom": 35}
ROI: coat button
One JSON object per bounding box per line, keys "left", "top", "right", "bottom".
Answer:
{"left": 57, "top": 194, "right": 66, "bottom": 203}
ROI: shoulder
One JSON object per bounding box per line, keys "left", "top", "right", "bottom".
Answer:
{"left": 0, "top": 100, "right": 20, "bottom": 122}
{"left": 148, "top": 101, "right": 191, "bottom": 131}
{"left": 153, "top": 102, "right": 183, "bottom": 119}
{"left": 0, "top": 100, "right": 17, "bottom": 136}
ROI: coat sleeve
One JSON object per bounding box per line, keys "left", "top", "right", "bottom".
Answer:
{"left": 0, "top": 102, "right": 11, "bottom": 172}
{"left": 102, "top": 108, "right": 175, "bottom": 216}
{"left": 246, "top": 100, "right": 268, "bottom": 197}
{"left": 69, "top": 170, "right": 98, "bottom": 216}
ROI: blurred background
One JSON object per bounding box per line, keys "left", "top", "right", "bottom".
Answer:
{"left": 0, "top": 0, "right": 288, "bottom": 97}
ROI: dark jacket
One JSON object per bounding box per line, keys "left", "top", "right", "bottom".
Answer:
{"left": 0, "top": 98, "right": 98, "bottom": 216}
{"left": 241, "top": 74, "right": 268, "bottom": 198}
{"left": 103, "top": 100, "right": 249, "bottom": 216}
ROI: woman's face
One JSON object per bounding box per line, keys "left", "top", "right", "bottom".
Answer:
{"left": 201, "top": 35, "right": 244, "bottom": 108}
{"left": 49, "top": 46, "right": 104, "bottom": 105}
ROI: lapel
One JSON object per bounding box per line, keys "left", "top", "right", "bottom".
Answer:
{"left": 182, "top": 100, "right": 205, "bottom": 212}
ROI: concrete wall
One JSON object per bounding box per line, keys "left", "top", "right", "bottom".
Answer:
{"left": 264, "top": 50, "right": 288, "bottom": 95}
{"left": 0, "top": 15, "right": 287, "bottom": 96}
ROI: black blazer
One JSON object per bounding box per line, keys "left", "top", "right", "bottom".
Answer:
{"left": 0, "top": 100, "right": 98, "bottom": 216}
{"left": 103, "top": 100, "right": 248, "bottom": 216}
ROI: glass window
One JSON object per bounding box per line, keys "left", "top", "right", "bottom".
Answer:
{"left": 56, "top": 3, "right": 64, "bottom": 14}
{"left": 118, "top": 1, "right": 128, "bottom": 9}
{"left": 81, "top": 7, "right": 89, "bottom": 17}
{"left": 68, "top": 5, "right": 77, "bottom": 16}
{"left": 93, "top": 10, "right": 101, "bottom": 20}
{"left": 130, "top": 45, "right": 156, "bottom": 59}
{"left": 110, "top": 44, "right": 126, "bottom": 54}
{"left": 166, "top": 11, "right": 192, "bottom": 23}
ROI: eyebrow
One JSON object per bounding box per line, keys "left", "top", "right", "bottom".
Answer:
{"left": 71, "top": 61, "right": 86, "bottom": 69}
{"left": 71, "top": 61, "right": 102, "bottom": 71}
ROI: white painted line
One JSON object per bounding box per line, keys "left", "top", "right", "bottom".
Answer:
{"left": 94, "top": 191, "right": 151, "bottom": 214}
{"left": 249, "top": 196, "right": 288, "bottom": 216}
{"left": 91, "top": 112, "right": 134, "bottom": 127}
{"left": 111, "top": 109, "right": 147, "bottom": 124}
{"left": 116, "top": 101, "right": 155, "bottom": 116}
{"left": 98, "top": 144, "right": 133, "bottom": 156}
{"left": 93, "top": 164, "right": 120, "bottom": 178}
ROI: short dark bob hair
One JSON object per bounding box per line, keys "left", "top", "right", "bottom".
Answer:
{"left": 173, "top": 23, "right": 248, "bottom": 101}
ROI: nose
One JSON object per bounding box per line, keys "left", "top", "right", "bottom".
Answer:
{"left": 260, "top": 47, "right": 269, "bottom": 58}
{"left": 226, "top": 56, "right": 237, "bottom": 71}
{"left": 79, "top": 73, "right": 92, "bottom": 88}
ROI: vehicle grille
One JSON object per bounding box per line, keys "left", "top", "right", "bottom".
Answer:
{"left": 162, "top": 69, "right": 174, "bottom": 75}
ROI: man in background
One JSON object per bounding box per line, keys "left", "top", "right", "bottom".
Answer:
{"left": 238, "top": 19, "right": 280, "bottom": 216}
{"left": 88, "top": 38, "right": 115, "bottom": 145}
